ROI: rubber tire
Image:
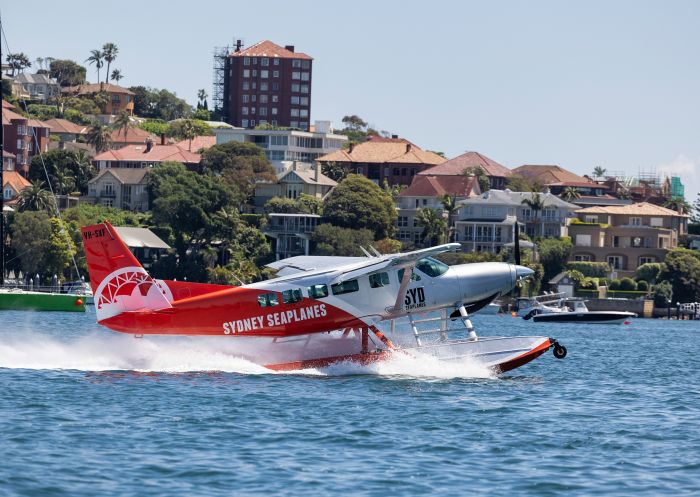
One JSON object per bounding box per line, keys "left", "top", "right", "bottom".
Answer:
{"left": 553, "top": 345, "right": 567, "bottom": 359}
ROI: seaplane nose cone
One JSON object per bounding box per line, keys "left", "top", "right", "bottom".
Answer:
{"left": 515, "top": 265, "right": 534, "bottom": 279}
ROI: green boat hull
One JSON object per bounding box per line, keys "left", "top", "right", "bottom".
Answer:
{"left": 0, "top": 290, "right": 86, "bottom": 312}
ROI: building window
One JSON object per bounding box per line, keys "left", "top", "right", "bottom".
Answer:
{"left": 292, "top": 59, "right": 301, "bottom": 68}
{"left": 261, "top": 58, "right": 269, "bottom": 66}
{"left": 650, "top": 217, "right": 663, "bottom": 227}
{"left": 251, "top": 107, "right": 256, "bottom": 114}
{"left": 292, "top": 71, "right": 301, "bottom": 80}
{"left": 260, "top": 94, "right": 268, "bottom": 104}
{"left": 252, "top": 58, "right": 258, "bottom": 65}
{"left": 301, "top": 84, "right": 309, "bottom": 93}
{"left": 242, "top": 82, "right": 250, "bottom": 90}
{"left": 271, "top": 107, "right": 278, "bottom": 115}
{"left": 574, "top": 254, "right": 591, "bottom": 262}
{"left": 260, "top": 107, "right": 268, "bottom": 116}
{"left": 397, "top": 216, "right": 408, "bottom": 227}
{"left": 273, "top": 58, "right": 280, "bottom": 66}
{"left": 291, "top": 108, "right": 299, "bottom": 117}
{"left": 271, "top": 120, "right": 277, "bottom": 126}
{"left": 242, "top": 94, "right": 249, "bottom": 103}
{"left": 261, "top": 70, "right": 269, "bottom": 78}
{"left": 292, "top": 83, "right": 300, "bottom": 92}
{"left": 270, "top": 135, "right": 288, "bottom": 146}
{"left": 290, "top": 121, "right": 298, "bottom": 128}
{"left": 301, "top": 72, "right": 310, "bottom": 81}
{"left": 271, "top": 95, "right": 279, "bottom": 103}
{"left": 302, "top": 60, "right": 310, "bottom": 69}
{"left": 250, "top": 120, "right": 255, "bottom": 126}
{"left": 356, "top": 167, "right": 363, "bottom": 175}
{"left": 252, "top": 69, "right": 257, "bottom": 77}
{"left": 273, "top": 70, "right": 279, "bottom": 78}
{"left": 243, "top": 69, "right": 250, "bottom": 78}
{"left": 584, "top": 215, "right": 598, "bottom": 223}
{"left": 272, "top": 82, "right": 280, "bottom": 91}
{"left": 244, "top": 57, "right": 250, "bottom": 65}
{"left": 300, "top": 109, "right": 308, "bottom": 117}
{"left": 242, "top": 107, "right": 249, "bottom": 115}
{"left": 260, "top": 82, "right": 268, "bottom": 91}
{"left": 300, "top": 97, "right": 309, "bottom": 105}
{"left": 575, "top": 234, "right": 591, "bottom": 246}
{"left": 291, "top": 96, "right": 300, "bottom": 105}
{"left": 607, "top": 256, "right": 623, "bottom": 270}
{"left": 630, "top": 217, "right": 642, "bottom": 226}
{"left": 639, "top": 256, "right": 656, "bottom": 265}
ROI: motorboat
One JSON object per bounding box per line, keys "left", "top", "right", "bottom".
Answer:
{"left": 523, "top": 298, "right": 635, "bottom": 324}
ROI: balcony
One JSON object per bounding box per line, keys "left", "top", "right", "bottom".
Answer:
{"left": 459, "top": 236, "right": 504, "bottom": 243}
{"left": 100, "top": 190, "right": 117, "bottom": 198}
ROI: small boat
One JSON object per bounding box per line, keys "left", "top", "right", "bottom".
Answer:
{"left": 0, "top": 287, "right": 86, "bottom": 312}
{"left": 478, "top": 301, "right": 502, "bottom": 315}
{"left": 523, "top": 298, "right": 635, "bottom": 324}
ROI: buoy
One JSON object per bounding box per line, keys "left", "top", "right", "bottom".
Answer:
{"left": 624, "top": 321, "right": 631, "bottom": 325}
{"left": 511, "top": 311, "right": 517, "bottom": 317}
{"left": 75, "top": 298, "right": 83, "bottom": 306}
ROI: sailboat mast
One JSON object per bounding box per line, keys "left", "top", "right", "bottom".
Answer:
{"left": 0, "top": 13, "right": 5, "bottom": 287}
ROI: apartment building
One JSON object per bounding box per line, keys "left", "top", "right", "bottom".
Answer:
{"left": 568, "top": 202, "right": 689, "bottom": 276}
{"left": 2, "top": 101, "right": 50, "bottom": 177}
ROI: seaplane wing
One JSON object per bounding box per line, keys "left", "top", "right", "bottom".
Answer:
{"left": 330, "top": 243, "right": 461, "bottom": 284}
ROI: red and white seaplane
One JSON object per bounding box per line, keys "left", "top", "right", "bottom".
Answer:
{"left": 81, "top": 222, "right": 566, "bottom": 373}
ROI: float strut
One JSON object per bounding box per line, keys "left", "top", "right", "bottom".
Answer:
{"left": 458, "top": 305, "right": 478, "bottom": 341}
{"left": 370, "top": 325, "right": 395, "bottom": 350}
{"left": 361, "top": 328, "right": 369, "bottom": 354}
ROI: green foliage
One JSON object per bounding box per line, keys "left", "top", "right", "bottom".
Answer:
{"left": 206, "top": 265, "right": 238, "bottom": 286}
{"left": 46, "top": 218, "right": 77, "bottom": 279}
{"left": 435, "top": 251, "right": 500, "bottom": 265}
{"left": 653, "top": 281, "right": 673, "bottom": 307}
{"left": 200, "top": 141, "right": 277, "bottom": 203}
{"left": 619, "top": 277, "right": 638, "bottom": 291}
{"left": 240, "top": 214, "right": 264, "bottom": 228}
{"left": 85, "top": 121, "right": 113, "bottom": 153}
{"left": 463, "top": 166, "right": 490, "bottom": 192}
{"left": 321, "top": 161, "right": 348, "bottom": 182}
{"left": 16, "top": 180, "right": 55, "bottom": 213}
{"left": 565, "top": 261, "right": 611, "bottom": 278}
{"left": 298, "top": 193, "right": 323, "bottom": 215}
{"left": 580, "top": 277, "right": 599, "bottom": 289}
{"left": 168, "top": 119, "right": 213, "bottom": 139}
{"left": 29, "top": 149, "right": 96, "bottom": 195}
{"left": 129, "top": 86, "right": 193, "bottom": 120}
{"left": 415, "top": 207, "right": 447, "bottom": 246}
{"left": 538, "top": 238, "right": 573, "bottom": 282}
{"left": 636, "top": 280, "right": 649, "bottom": 292}
{"left": 64, "top": 96, "right": 101, "bottom": 115}
{"left": 63, "top": 108, "right": 90, "bottom": 125}
{"left": 658, "top": 248, "right": 700, "bottom": 303}
{"left": 265, "top": 197, "right": 303, "bottom": 214}
{"left": 374, "top": 238, "right": 402, "bottom": 254}
{"left": 608, "top": 279, "right": 621, "bottom": 290}
{"left": 506, "top": 173, "right": 536, "bottom": 192}
{"left": 138, "top": 119, "right": 170, "bottom": 136}
{"left": 2, "top": 79, "right": 12, "bottom": 99}
{"left": 193, "top": 108, "right": 211, "bottom": 120}
{"left": 635, "top": 263, "right": 662, "bottom": 284}
{"left": 522, "top": 262, "right": 544, "bottom": 296}
{"left": 565, "top": 269, "right": 585, "bottom": 286}
{"left": 49, "top": 59, "right": 87, "bottom": 87}
{"left": 26, "top": 104, "right": 59, "bottom": 121}
{"left": 6, "top": 52, "right": 32, "bottom": 75}
{"left": 311, "top": 224, "right": 375, "bottom": 256}
{"left": 323, "top": 174, "right": 397, "bottom": 240}
{"left": 10, "top": 211, "right": 51, "bottom": 276}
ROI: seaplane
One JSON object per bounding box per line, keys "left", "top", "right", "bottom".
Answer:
{"left": 81, "top": 222, "right": 567, "bottom": 373}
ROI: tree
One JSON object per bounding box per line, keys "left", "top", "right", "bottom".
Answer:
{"left": 10, "top": 211, "right": 51, "bottom": 277}
{"left": 110, "top": 69, "right": 123, "bottom": 82}
{"left": 6, "top": 52, "right": 31, "bottom": 75}
{"left": 200, "top": 141, "right": 277, "bottom": 203}
{"left": 85, "top": 50, "right": 104, "bottom": 82}
{"left": 321, "top": 161, "right": 348, "bottom": 182}
{"left": 85, "top": 121, "right": 113, "bottom": 153}
{"left": 653, "top": 280, "right": 673, "bottom": 308}
{"left": 635, "top": 262, "right": 663, "bottom": 283}
{"left": 663, "top": 198, "right": 691, "bottom": 215}
{"left": 51, "top": 169, "right": 76, "bottom": 196}
{"left": 538, "top": 237, "right": 573, "bottom": 283}
{"left": 463, "top": 166, "right": 489, "bottom": 192}
{"left": 560, "top": 186, "right": 581, "bottom": 202}
{"left": 322, "top": 174, "right": 397, "bottom": 239}
{"left": 657, "top": 248, "right": 700, "bottom": 303}
{"left": 138, "top": 118, "right": 170, "bottom": 136}
{"left": 298, "top": 193, "right": 323, "bottom": 215}
{"left": 29, "top": 149, "right": 96, "bottom": 195}
{"left": 593, "top": 166, "right": 607, "bottom": 178}
{"left": 341, "top": 115, "right": 368, "bottom": 131}
{"left": 197, "top": 89, "right": 208, "bottom": 110}
{"left": 506, "top": 173, "right": 535, "bottom": 192}
{"left": 440, "top": 194, "right": 459, "bottom": 242}
{"left": 311, "top": 224, "right": 375, "bottom": 256}
{"left": 264, "top": 197, "right": 303, "bottom": 214}
{"left": 45, "top": 218, "right": 77, "bottom": 280}
{"left": 17, "top": 181, "right": 55, "bottom": 213}
{"left": 112, "top": 110, "right": 132, "bottom": 145}
{"left": 416, "top": 207, "right": 447, "bottom": 246}
{"left": 49, "top": 59, "right": 87, "bottom": 87}
{"left": 168, "top": 119, "right": 211, "bottom": 149}
{"left": 521, "top": 192, "right": 546, "bottom": 237}
{"left": 129, "top": 87, "right": 194, "bottom": 120}
{"left": 102, "top": 43, "right": 119, "bottom": 84}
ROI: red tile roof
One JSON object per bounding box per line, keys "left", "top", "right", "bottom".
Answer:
{"left": 512, "top": 164, "right": 593, "bottom": 185}
{"left": 2, "top": 170, "right": 31, "bottom": 196}
{"left": 64, "top": 83, "right": 135, "bottom": 95}
{"left": 109, "top": 126, "right": 157, "bottom": 144}
{"left": 576, "top": 202, "right": 689, "bottom": 217}
{"left": 44, "top": 118, "right": 88, "bottom": 135}
{"left": 230, "top": 40, "right": 312, "bottom": 60}
{"left": 419, "top": 151, "right": 511, "bottom": 178}
{"left": 174, "top": 135, "right": 216, "bottom": 152}
{"left": 93, "top": 144, "right": 201, "bottom": 164}
{"left": 317, "top": 137, "right": 445, "bottom": 165}
{"left": 2, "top": 107, "right": 49, "bottom": 128}
{"left": 399, "top": 175, "right": 481, "bottom": 198}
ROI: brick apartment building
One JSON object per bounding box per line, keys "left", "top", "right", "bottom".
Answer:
{"left": 223, "top": 40, "right": 313, "bottom": 130}
{"left": 2, "top": 101, "right": 50, "bottom": 177}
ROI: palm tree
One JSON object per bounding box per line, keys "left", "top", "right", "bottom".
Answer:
{"left": 35, "top": 57, "right": 44, "bottom": 70}
{"left": 52, "top": 169, "right": 76, "bottom": 196}
{"left": 17, "top": 181, "right": 55, "bottom": 212}
{"left": 521, "top": 192, "right": 546, "bottom": 238}
{"left": 593, "top": 166, "right": 607, "bottom": 179}
{"left": 664, "top": 198, "right": 691, "bottom": 215}
{"left": 110, "top": 69, "right": 123, "bottom": 83}
{"left": 197, "top": 89, "right": 208, "bottom": 109}
{"left": 86, "top": 121, "right": 113, "bottom": 153}
{"left": 85, "top": 49, "right": 103, "bottom": 82}
{"left": 112, "top": 110, "right": 132, "bottom": 144}
{"left": 102, "top": 43, "right": 118, "bottom": 84}
{"left": 440, "top": 194, "right": 459, "bottom": 242}
{"left": 560, "top": 186, "right": 581, "bottom": 202}
{"left": 181, "top": 119, "right": 197, "bottom": 151}
{"left": 416, "top": 207, "right": 447, "bottom": 247}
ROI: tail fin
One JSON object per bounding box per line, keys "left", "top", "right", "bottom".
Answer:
{"left": 81, "top": 222, "right": 172, "bottom": 321}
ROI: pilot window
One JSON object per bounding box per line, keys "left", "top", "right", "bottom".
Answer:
{"left": 307, "top": 284, "right": 329, "bottom": 299}
{"left": 331, "top": 279, "right": 359, "bottom": 296}
{"left": 282, "top": 288, "right": 303, "bottom": 304}
{"left": 397, "top": 269, "right": 421, "bottom": 282}
{"left": 369, "top": 272, "right": 390, "bottom": 288}
{"left": 257, "top": 293, "right": 279, "bottom": 307}
{"left": 415, "top": 258, "right": 449, "bottom": 277}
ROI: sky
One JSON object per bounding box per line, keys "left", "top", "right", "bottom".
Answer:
{"left": 2, "top": 0, "right": 699, "bottom": 200}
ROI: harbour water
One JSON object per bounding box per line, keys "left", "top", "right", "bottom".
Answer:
{"left": 1, "top": 310, "right": 699, "bottom": 496}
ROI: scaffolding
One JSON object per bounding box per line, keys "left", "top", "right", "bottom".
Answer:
{"left": 212, "top": 45, "right": 230, "bottom": 115}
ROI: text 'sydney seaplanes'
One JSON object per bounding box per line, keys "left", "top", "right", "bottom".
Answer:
{"left": 81, "top": 222, "right": 567, "bottom": 372}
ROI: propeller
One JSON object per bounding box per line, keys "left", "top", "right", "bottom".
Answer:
{"left": 514, "top": 222, "right": 521, "bottom": 266}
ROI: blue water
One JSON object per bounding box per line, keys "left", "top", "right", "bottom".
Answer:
{"left": 1, "top": 310, "right": 699, "bottom": 497}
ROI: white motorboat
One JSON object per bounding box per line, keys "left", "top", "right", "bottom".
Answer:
{"left": 523, "top": 298, "right": 635, "bottom": 324}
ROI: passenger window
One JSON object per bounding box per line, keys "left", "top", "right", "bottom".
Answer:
{"left": 397, "top": 269, "right": 421, "bottom": 282}
{"left": 257, "top": 293, "right": 279, "bottom": 307}
{"left": 331, "top": 279, "right": 359, "bottom": 295}
{"left": 415, "top": 258, "right": 449, "bottom": 277}
{"left": 369, "top": 272, "right": 390, "bottom": 288}
{"left": 282, "top": 288, "right": 303, "bottom": 304}
{"left": 307, "top": 284, "right": 329, "bottom": 299}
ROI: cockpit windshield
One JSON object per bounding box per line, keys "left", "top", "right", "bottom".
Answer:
{"left": 415, "top": 257, "right": 449, "bottom": 277}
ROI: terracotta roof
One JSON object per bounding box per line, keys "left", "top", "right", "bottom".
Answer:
{"left": 420, "top": 151, "right": 511, "bottom": 178}
{"left": 511, "top": 164, "right": 593, "bottom": 185}
{"left": 399, "top": 175, "right": 480, "bottom": 198}
{"left": 2, "top": 170, "right": 31, "bottom": 196}
{"left": 109, "top": 126, "right": 157, "bottom": 144}
{"left": 44, "top": 118, "right": 88, "bottom": 135}
{"left": 2, "top": 107, "right": 49, "bottom": 128}
{"left": 2, "top": 100, "right": 15, "bottom": 109}
{"left": 93, "top": 144, "right": 201, "bottom": 164}
{"left": 317, "top": 137, "right": 445, "bottom": 166}
{"left": 575, "top": 202, "right": 689, "bottom": 217}
{"left": 174, "top": 135, "right": 216, "bottom": 152}
{"left": 64, "top": 83, "right": 135, "bottom": 95}
{"left": 89, "top": 168, "right": 149, "bottom": 185}
{"left": 229, "top": 40, "right": 312, "bottom": 60}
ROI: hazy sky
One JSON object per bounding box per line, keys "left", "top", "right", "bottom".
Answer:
{"left": 3, "top": 0, "right": 699, "bottom": 200}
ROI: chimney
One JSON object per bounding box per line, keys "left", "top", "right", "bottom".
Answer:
{"left": 405, "top": 143, "right": 412, "bottom": 153}
{"left": 160, "top": 133, "right": 166, "bottom": 145}
{"left": 235, "top": 39, "right": 242, "bottom": 52}
{"left": 348, "top": 143, "right": 354, "bottom": 153}
{"left": 314, "top": 162, "right": 320, "bottom": 182}
{"left": 292, "top": 160, "right": 298, "bottom": 171}
{"left": 285, "top": 45, "right": 295, "bottom": 52}
{"left": 145, "top": 138, "right": 154, "bottom": 153}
